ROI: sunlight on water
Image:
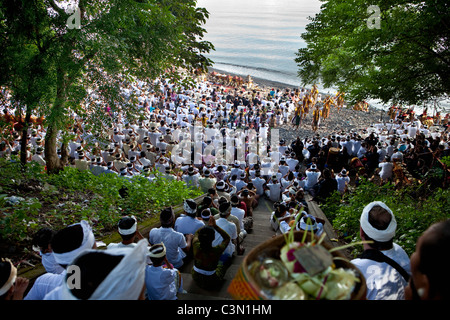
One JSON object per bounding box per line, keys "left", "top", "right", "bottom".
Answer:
{"left": 197, "top": 0, "right": 322, "bottom": 87}
{"left": 197, "top": 0, "right": 449, "bottom": 113}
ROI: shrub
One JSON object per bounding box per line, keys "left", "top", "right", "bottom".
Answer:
{"left": 321, "top": 179, "right": 450, "bottom": 257}
{"left": 0, "top": 158, "right": 203, "bottom": 245}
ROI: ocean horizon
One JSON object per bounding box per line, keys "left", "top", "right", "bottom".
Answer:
{"left": 197, "top": 0, "right": 449, "bottom": 114}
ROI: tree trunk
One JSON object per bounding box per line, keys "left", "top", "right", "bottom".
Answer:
{"left": 19, "top": 105, "right": 33, "bottom": 167}
{"left": 44, "top": 124, "right": 62, "bottom": 174}
{"left": 44, "top": 69, "right": 68, "bottom": 174}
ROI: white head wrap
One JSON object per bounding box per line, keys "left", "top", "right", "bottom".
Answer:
{"left": 148, "top": 242, "right": 166, "bottom": 259}
{"left": 360, "top": 201, "right": 397, "bottom": 242}
{"left": 59, "top": 239, "right": 148, "bottom": 300}
{"left": 53, "top": 220, "right": 96, "bottom": 266}
{"left": 118, "top": 216, "right": 137, "bottom": 236}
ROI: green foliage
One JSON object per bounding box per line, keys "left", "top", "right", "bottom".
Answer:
{"left": 0, "top": 0, "right": 214, "bottom": 170}
{"left": 321, "top": 180, "right": 450, "bottom": 257}
{"left": 0, "top": 159, "right": 203, "bottom": 244}
{"left": 441, "top": 156, "right": 450, "bottom": 168}
{"left": 296, "top": 0, "right": 450, "bottom": 105}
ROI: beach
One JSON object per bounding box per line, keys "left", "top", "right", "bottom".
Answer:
{"left": 207, "top": 66, "right": 385, "bottom": 143}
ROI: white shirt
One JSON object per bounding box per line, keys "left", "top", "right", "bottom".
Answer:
{"left": 351, "top": 243, "right": 411, "bottom": 300}
{"left": 266, "top": 182, "right": 281, "bottom": 202}
{"left": 230, "top": 207, "right": 246, "bottom": 231}
{"left": 25, "top": 271, "right": 66, "bottom": 300}
{"left": 182, "top": 173, "right": 200, "bottom": 188}
{"left": 379, "top": 162, "right": 394, "bottom": 180}
{"left": 305, "top": 170, "right": 321, "bottom": 189}
{"left": 251, "top": 177, "right": 266, "bottom": 195}
{"left": 213, "top": 217, "right": 237, "bottom": 256}
{"left": 174, "top": 215, "right": 204, "bottom": 236}
{"left": 31, "top": 154, "right": 46, "bottom": 166}
{"left": 336, "top": 175, "right": 350, "bottom": 194}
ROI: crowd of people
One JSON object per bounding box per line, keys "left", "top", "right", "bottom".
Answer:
{"left": 1, "top": 72, "right": 449, "bottom": 300}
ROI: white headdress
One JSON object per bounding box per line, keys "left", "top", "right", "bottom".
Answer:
{"left": 0, "top": 258, "right": 17, "bottom": 296}
{"left": 118, "top": 216, "right": 137, "bottom": 236}
{"left": 360, "top": 201, "right": 397, "bottom": 242}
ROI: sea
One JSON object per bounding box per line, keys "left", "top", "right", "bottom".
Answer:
{"left": 196, "top": 0, "right": 449, "bottom": 114}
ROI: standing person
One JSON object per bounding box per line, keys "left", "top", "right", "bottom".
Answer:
{"left": 351, "top": 201, "right": 411, "bottom": 300}
{"left": 292, "top": 102, "right": 302, "bottom": 129}
{"left": 145, "top": 243, "right": 184, "bottom": 300}
{"left": 191, "top": 216, "right": 230, "bottom": 290}
{"left": 149, "top": 207, "right": 192, "bottom": 269}
{"left": 405, "top": 219, "right": 450, "bottom": 300}
{"left": 312, "top": 105, "right": 320, "bottom": 132}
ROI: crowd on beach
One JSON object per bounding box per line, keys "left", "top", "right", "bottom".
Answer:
{"left": 1, "top": 71, "right": 449, "bottom": 301}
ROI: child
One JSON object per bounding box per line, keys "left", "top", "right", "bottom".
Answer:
{"left": 145, "top": 243, "right": 184, "bottom": 300}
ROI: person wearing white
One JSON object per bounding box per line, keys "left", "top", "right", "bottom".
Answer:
{"left": 304, "top": 165, "right": 321, "bottom": 191}
{"left": 213, "top": 205, "right": 238, "bottom": 258}
{"left": 31, "top": 148, "right": 46, "bottom": 166}
{"left": 230, "top": 198, "right": 246, "bottom": 234}
{"left": 182, "top": 167, "right": 200, "bottom": 188}
{"left": 407, "top": 123, "right": 418, "bottom": 139}
{"left": 25, "top": 221, "right": 96, "bottom": 300}
{"left": 264, "top": 176, "right": 281, "bottom": 202}
{"left": 351, "top": 201, "right": 411, "bottom": 300}
{"left": 251, "top": 172, "right": 266, "bottom": 196}
{"left": 145, "top": 243, "right": 184, "bottom": 300}
{"left": 174, "top": 199, "right": 204, "bottom": 236}
{"left": 47, "top": 239, "right": 148, "bottom": 300}
{"left": 378, "top": 157, "right": 394, "bottom": 182}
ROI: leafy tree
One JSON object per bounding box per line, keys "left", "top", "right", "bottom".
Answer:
{"left": 0, "top": 0, "right": 213, "bottom": 172}
{"left": 295, "top": 0, "right": 450, "bottom": 106}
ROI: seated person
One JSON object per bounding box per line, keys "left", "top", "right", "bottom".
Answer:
{"left": 145, "top": 243, "right": 184, "bottom": 300}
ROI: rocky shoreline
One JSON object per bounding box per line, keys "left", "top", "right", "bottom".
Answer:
{"left": 207, "top": 66, "right": 385, "bottom": 143}
{"left": 277, "top": 106, "right": 384, "bottom": 143}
